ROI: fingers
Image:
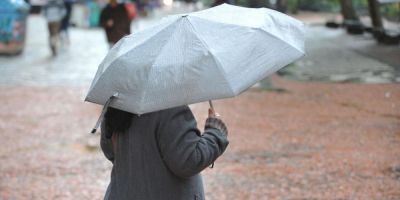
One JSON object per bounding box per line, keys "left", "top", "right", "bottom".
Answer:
{"left": 208, "top": 108, "right": 215, "bottom": 118}
{"left": 208, "top": 108, "right": 220, "bottom": 118}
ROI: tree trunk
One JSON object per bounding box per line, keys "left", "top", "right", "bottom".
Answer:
{"left": 276, "top": 0, "right": 287, "bottom": 13}
{"left": 339, "top": 0, "right": 359, "bottom": 21}
{"left": 367, "top": 0, "right": 383, "bottom": 30}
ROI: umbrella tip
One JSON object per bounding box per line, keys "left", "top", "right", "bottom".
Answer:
{"left": 91, "top": 129, "right": 97, "bottom": 134}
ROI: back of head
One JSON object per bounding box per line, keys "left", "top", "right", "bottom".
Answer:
{"left": 104, "top": 107, "right": 134, "bottom": 138}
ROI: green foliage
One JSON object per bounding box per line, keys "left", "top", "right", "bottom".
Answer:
{"left": 234, "top": 0, "right": 249, "bottom": 7}
{"left": 296, "top": 0, "right": 340, "bottom": 12}
{"left": 287, "top": 0, "right": 299, "bottom": 13}
{"left": 381, "top": 3, "right": 400, "bottom": 21}
{"left": 200, "top": 0, "right": 213, "bottom": 7}
{"left": 353, "top": 0, "right": 368, "bottom": 8}
{"left": 232, "top": 0, "right": 269, "bottom": 8}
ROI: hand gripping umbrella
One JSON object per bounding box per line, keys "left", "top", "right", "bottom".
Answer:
{"left": 86, "top": 4, "right": 305, "bottom": 133}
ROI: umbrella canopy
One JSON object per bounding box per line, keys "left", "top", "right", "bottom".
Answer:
{"left": 85, "top": 4, "right": 305, "bottom": 115}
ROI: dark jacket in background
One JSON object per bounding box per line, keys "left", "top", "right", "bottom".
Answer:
{"left": 100, "top": 3, "right": 131, "bottom": 44}
{"left": 100, "top": 106, "right": 229, "bottom": 200}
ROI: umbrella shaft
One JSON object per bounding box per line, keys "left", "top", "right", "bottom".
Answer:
{"left": 209, "top": 100, "right": 214, "bottom": 112}
{"left": 91, "top": 93, "right": 119, "bottom": 134}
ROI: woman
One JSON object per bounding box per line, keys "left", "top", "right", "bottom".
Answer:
{"left": 59, "top": 0, "right": 75, "bottom": 46}
{"left": 43, "top": 0, "right": 66, "bottom": 56}
{"left": 101, "top": 105, "right": 229, "bottom": 200}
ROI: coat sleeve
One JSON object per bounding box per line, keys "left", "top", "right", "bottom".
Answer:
{"left": 157, "top": 106, "right": 229, "bottom": 178}
{"left": 100, "top": 122, "right": 114, "bottom": 163}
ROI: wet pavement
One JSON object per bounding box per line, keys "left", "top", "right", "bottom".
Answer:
{"left": 279, "top": 12, "right": 400, "bottom": 84}
{"left": 0, "top": 3, "right": 400, "bottom": 200}
{"left": 279, "top": 25, "right": 400, "bottom": 83}
{"left": 0, "top": 15, "right": 107, "bottom": 86}
{"left": 0, "top": 3, "right": 198, "bottom": 87}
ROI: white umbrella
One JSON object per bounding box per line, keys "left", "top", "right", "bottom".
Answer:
{"left": 86, "top": 4, "right": 305, "bottom": 132}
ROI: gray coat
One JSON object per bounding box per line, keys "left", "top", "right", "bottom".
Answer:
{"left": 100, "top": 106, "right": 229, "bottom": 200}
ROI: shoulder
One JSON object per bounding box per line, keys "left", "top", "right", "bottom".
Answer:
{"left": 158, "top": 105, "right": 195, "bottom": 123}
{"left": 163, "top": 105, "right": 192, "bottom": 116}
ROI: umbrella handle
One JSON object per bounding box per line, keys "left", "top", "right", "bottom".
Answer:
{"left": 208, "top": 100, "right": 216, "bottom": 169}
{"left": 91, "top": 93, "right": 119, "bottom": 134}
{"left": 209, "top": 100, "right": 221, "bottom": 118}
{"left": 208, "top": 100, "right": 221, "bottom": 118}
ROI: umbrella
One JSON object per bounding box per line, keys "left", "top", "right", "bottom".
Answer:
{"left": 86, "top": 4, "right": 305, "bottom": 132}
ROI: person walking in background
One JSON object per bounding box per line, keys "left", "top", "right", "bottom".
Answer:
{"left": 100, "top": 106, "right": 229, "bottom": 199}
{"left": 60, "top": 0, "right": 75, "bottom": 46}
{"left": 43, "top": 0, "right": 66, "bottom": 56}
{"left": 100, "top": 0, "right": 132, "bottom": 48}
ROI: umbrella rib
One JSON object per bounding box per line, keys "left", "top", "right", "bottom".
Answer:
{"left": 113, "top": 16, "right": 181, "bottom": 60}
{"left": 186, "top": 17, "right": 236, "bottom": 97}
{"left": 188, "top": 15, "right": 305, "bottom": 56}
{"left": 255, "top": 27, "right": 305, "bottom": 56}
{"left": 87, "top": 18, "right": 180, "bottom": 102}
{"left": 139, "top": 19, "right": 183, "bottom": 113}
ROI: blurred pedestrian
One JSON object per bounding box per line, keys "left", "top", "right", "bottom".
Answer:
{"left": 100, "top": 0, "right": 132, "bottom": 48}
{"left": 100, "top": 106, "right": 229, "bottom": 199}
{"left": 60, "top": 0, "right": 75, "bottom": 46}
{"left": 125, "top": 0, "right": 137, "bottom": 21}
{"left": 43, "top": 0, "right": 66, "bottom": 56}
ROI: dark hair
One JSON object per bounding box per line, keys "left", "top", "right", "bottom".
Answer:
{"left": 104, "top": 107, "right": 134, "bottom": 138}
